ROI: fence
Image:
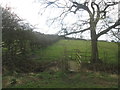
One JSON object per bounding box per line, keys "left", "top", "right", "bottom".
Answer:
{"left": 35, "top": 46, "right": 118, "bottom": 72}
{"left": 36, "top": 43, "right": 117, "bottom": 65}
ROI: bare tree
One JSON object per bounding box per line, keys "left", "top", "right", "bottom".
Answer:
{"left": 37, "top": 0, "right": 120, "bottom": 63}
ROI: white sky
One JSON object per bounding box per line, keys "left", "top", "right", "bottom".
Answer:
{"left": 0, "top": 0, "right": 52, "bottom": 33}
{"left": 0, "top": 0, "right": 119, "bottom": 41}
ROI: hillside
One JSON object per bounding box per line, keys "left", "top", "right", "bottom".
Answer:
{"left": 3, "top": 39, "right": 118, "bottom": 88}
{"left": 33, "top": 39, "right": 118, "bottom": 64}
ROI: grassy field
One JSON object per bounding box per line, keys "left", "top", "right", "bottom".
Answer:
{"left": 3, "top": 71, "right": 118, "bottom": 88}
{"left": 34, "top": 39, "right": 118, "bottom": 64}
{"left": 3, "top": 39, "right": 118, "bottom": 88}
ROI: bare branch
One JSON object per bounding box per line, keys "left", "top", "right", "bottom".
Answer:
{"left": 60, "top": 27, "right": 90, "bottom": 36}
{"left": 111, "top": 30, "right": 120, "bottom": 40}
{"left": 97, "top": 18, "right": 120, "bottom": 38}
{"left": 46, "top": 9, "right": 70, "bottom": 27}
{"left": 93, "top": 3, "right": 100, "bottom": 23}
{"left": 91, "top": 2, "right": 95, "bottom": 18}
{"left": 69, "top": 1, "right": 92, "bottom": 16}
{"left": 104, "top": 1, "right": 119, "bottom": 11}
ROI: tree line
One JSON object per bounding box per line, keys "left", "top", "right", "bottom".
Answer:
{"left": 2, "top": 7, "right": 60, "bottom": 72}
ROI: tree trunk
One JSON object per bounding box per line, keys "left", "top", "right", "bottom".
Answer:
{"left": 91, "top": 36, "right": 99, "bottom": 63}
{"left": 90, "top": 26, "right": 100, "bottom": 63}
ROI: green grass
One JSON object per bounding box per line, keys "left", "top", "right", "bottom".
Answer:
{"left": 4, "top": 71, "right": 118, "bottom": 88}
{"left": 98, "top": 41, "right": 118, "bottom": 64}
{"left": 3, "top": 39, "right": 118, "bottom": 88}
{"left": 33, "top": 39, "right": 118, "bottom": 64}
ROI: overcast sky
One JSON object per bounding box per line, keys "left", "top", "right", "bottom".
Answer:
{"left": 0, "top": 0, "right": 119, "bottom": 41}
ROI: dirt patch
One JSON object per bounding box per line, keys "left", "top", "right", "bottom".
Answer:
{"left": 68, "top": 60, "right": 80, "bottom": 72}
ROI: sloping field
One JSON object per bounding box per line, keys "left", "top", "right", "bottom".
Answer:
{"left": 34, "top": 39, "right": 118, "bottom": 64}
{"left": 3, "top": 39, "right": 118, "bottom": 88}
